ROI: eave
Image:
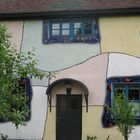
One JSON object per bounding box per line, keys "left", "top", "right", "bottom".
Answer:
{"left": 0, "top": 8, "right": 140, "bottom": 20}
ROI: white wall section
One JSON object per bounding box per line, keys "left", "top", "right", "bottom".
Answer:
{"left": 0, "top": 86, "right": 47, "bottom": 140}
{"left": 107, "top": 53, "right": 140, "bottom": 78}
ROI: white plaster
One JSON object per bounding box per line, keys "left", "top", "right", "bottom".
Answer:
{"left": 31, "top": 76, "right": 49, "bottom": 87}
{"left": 129, "top": 126, "right": 140, "bottom": 140}
{"left": 0, "top": 86, "right": 47, "bottom": 140}
{"left": 107, "top": 53, "right": 140, "bottom": 78}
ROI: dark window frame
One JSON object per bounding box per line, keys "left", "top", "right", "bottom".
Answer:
{"left": 112, "top": 83, "right": 140, "bottom": 118}
{"left": 43, "top": 18, "right": 100, "bottom": 44}
{"left": 102, "top": 76, "right": 140, "bottom": 128}
{"left": 0, "top": 78, "right": 32, "bottom": 123}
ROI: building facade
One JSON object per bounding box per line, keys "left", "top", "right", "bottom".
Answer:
{"left": 0, "top": 0, "right": 140, "bottom": 140}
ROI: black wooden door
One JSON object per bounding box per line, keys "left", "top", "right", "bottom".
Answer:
{"left": 56, "top": 95, "right": 82, "bottom": 140}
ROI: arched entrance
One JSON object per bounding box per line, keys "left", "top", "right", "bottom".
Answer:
{"left": 46, "top": 78, "right": 89, "bottom": 140}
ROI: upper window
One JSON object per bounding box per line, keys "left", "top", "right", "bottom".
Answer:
{"left": 43, "top": 18, "right": 100, "bottom": 44}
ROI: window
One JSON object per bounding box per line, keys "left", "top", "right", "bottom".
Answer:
{"left": 112, "top": 83, "right": 140, "bottom": 117}
{"left": 43, "top": 18, "right": 100, "bottom": 44}
{"left": 102, "top": 76, "right": 140, "bottom": 128}
{"left": 51, "top": 23, "right": 60, "bottom": 36}
{"left": 0, "top": 78, "right": 32, "bottom": 122}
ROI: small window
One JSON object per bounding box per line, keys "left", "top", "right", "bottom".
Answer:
{"left": 62, "top": 23, "right": 70, "bottom": 36}
{"left": 0, "top": 78, "right": 32, "bottom": 122}
{"left": 52, "top": 23, "right": 60, "bottom": 36}
{"left": 43, "top": 18, "right": 100, "bottom": 44}
{"left": 102, "top": 76, "right": 140, "bottom": 128}
{"left": 74, "top": 22, "right": 82, "bottom": 36}
{"left": 114, "top": 85, "right": 125, "bottom": 95}
{"left": 128, "top": 86, "right": 139, "bottom": 100}
{"left": 84, "top": 21, "right": 92, "bottom": 35}
{"left": 113, "top": 84, "right": 140, "bottom": 117}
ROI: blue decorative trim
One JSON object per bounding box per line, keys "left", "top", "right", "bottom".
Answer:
{"left": 43, "top": 18, "right": 100, "bottom": 44}
{"left": 102, "top": 76, "right": 140, "bottom": 128}
{"left": 43, "top": 20, "right": 49, "bottom": 44}
{"left": 22, "top": 78, "right": 32, "bottom": 121}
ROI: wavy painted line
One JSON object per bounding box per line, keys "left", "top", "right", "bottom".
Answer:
{"left": 32, "top": 85, "right": 48, "bottom": 87}
{"left": 36, "top": 53, "right": 102, "bottom": 72}
{"left": 44, "top": 52, "right": 140, "bottom": 73}
{"left": 33, "top": 51, "right": 140, "bottom": 73}
{"left": 19, "top": 20, "right": 25, "bottom": 54}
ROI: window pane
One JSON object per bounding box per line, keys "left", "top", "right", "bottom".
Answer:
{"left": 84, "top": 21, "right": 92, "bottom": 28}
{"left": 52, "top": 23, "right": 60, "bottom": 29}
{"left": 114, "top": 85, "right": 125, "bottom": 95}
{"left": 129, "top": 102, "right": 140, "bottom": 116}
{"left": 74, "top": 28, "right": 81, "bottom": 35}
{"left": 74, "top": 22, "right": 82, "bottom": 35}
{"left": 74, "top": 22, "right": 81, "bottom": 28}
{"left": 62, "top": 29, "right": 69, "bottom": 35}
{"left": 52, "top": 30, "right": 60, "bottom": 36}
{"left": 84, "top": 21, "right": 92, "bottom": 35}
{"left": 84, "top": 28, "right": 92, "bottom": 35}
{"left": 62, "top": 23, "right": 69, "bottom": 29}
{"left": 128, "top": 86, "right": 139, "bottom": 100}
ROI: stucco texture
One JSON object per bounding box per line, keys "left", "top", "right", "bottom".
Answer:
{"left": 6, "top": 21, "right": 23, "bottom": 52}
{"left": 100, "top": 16, "right": 140, "bottom": 57}
{"left": 107, "top": 53, "right": 140, "bottom": 78}
{"left": 21, "top": 20, "right": 100, "bottom": 71}
{"left": 44, "top": 106, "right": 124, "bottom": 140}
{"left": 50, "top": 53, "right": 108, "bottom": 106}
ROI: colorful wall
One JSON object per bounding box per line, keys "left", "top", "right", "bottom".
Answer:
{"left": 100, "top": 16, "right": 140, "bottom": 57}
{"left": 0, "top": 15, "right": 140, "bottom": 140}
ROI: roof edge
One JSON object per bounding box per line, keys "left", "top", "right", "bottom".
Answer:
{"left": 0, "top": 8, "right": 140, "bottom": 20}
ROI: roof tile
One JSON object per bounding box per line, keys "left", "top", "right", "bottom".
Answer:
{"left": 0, "top": 0, "right": 140, "bottom": 14}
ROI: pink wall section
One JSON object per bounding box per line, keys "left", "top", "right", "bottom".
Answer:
{"left": 6, "top": 21, "right": 23, "bottom": 52}
{"left": 50, "top": 53, "right": 108, "bottom": 106}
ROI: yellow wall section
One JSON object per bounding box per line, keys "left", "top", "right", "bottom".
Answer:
{"left": 44, "top": 106, "right": 124, "bottom": 140}
{"left": 82, "top": 106, "right": 123, "bottom": 140}
{"left": 44, "top": 107, "right": 56, "bottom": 140}
{"left": 100, "top": 16, "right": 140, "bottom": 57}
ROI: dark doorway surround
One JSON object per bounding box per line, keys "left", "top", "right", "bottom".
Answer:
{"left": 56, "top": 95, "right": 82, "bottom": 140}
{"left": 46, "top": 78, "right": 89, "bottom": 112}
